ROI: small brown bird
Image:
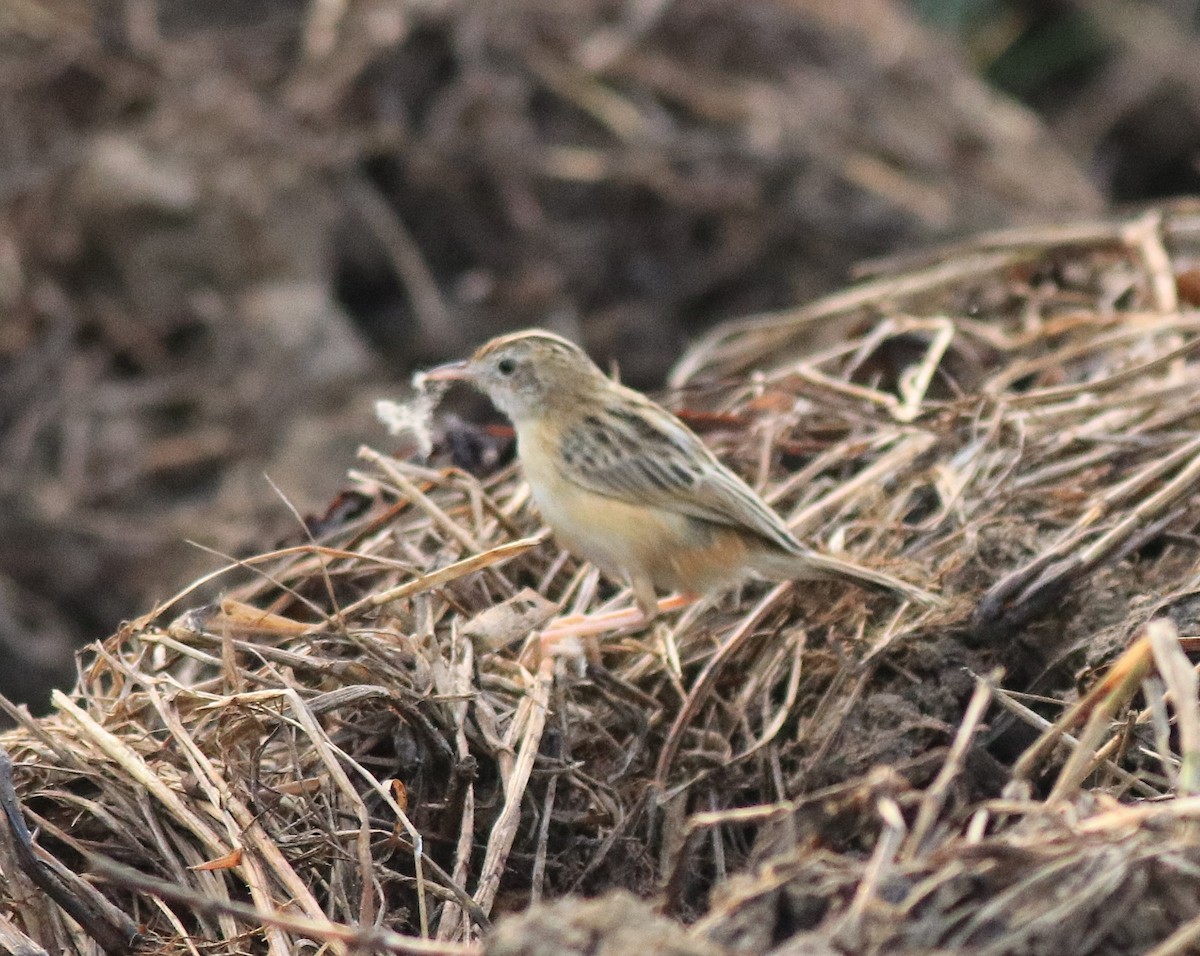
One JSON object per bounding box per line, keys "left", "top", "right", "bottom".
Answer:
{"left": 426, "top": 330, "right": 935, "bottom": 629}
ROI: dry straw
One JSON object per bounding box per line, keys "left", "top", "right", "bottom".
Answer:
{"left": 7, "top": 207, "right": 1200, "bottom": 955}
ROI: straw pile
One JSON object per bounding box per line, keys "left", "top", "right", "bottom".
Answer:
{"left": 0, "top": 0, "right": 1101, "bottom": 707}
{"left": 6, "top": 206, "right": 1200, "bottom": 956}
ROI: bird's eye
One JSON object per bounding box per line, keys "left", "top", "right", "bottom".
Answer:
{"left": 496, "top": 358, "right": 516, "bottom": 376}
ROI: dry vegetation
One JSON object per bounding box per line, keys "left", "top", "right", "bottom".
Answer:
{"left": 7, "top": 207, "right": 1200, "bottom": 955}
{"left": 0, "top": 0, "right": 1102, "bottom": 708}
{"left": 9, "top": 1, "right": 1200, "bottom": 954}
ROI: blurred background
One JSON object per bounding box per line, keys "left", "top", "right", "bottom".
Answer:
{"left": 1, "top": 0, "right": 1197, "bottom": 709}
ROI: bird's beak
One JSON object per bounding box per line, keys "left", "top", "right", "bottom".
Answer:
{"left": 423, "top": 360, "right": 474, "bottom": 383}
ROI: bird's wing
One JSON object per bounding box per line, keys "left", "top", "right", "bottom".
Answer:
{"left": 556, "top": 390, "right": 801, "bottom": 553}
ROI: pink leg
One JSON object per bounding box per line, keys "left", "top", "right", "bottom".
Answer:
{"left": 537, "top": 593, "right": 694, "bottom": 650}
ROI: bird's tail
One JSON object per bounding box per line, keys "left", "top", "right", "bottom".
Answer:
{"left": 750, "top": 547, "right": 942, "bottom": 607}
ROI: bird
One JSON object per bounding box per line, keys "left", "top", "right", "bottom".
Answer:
{"left": 424, "top": 329, "right": 936, "bottom": 635}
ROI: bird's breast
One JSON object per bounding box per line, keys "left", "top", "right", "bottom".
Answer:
{"left": 515, "top": 420, "right": 750, "bottom": 592}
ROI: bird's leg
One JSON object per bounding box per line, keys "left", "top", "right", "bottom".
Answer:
{"left": 539, "top": 595, "right": 692, "bottom": 639}
{"left": 537, "top": 578, "right": 654, "bottom": 635}
{"left": 536, "top": 583, "right": 694, "bottom": 650}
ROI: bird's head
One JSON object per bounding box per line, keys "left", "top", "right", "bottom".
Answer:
{"left": 423, "top": 330, "right": 604, "bottom": 425}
